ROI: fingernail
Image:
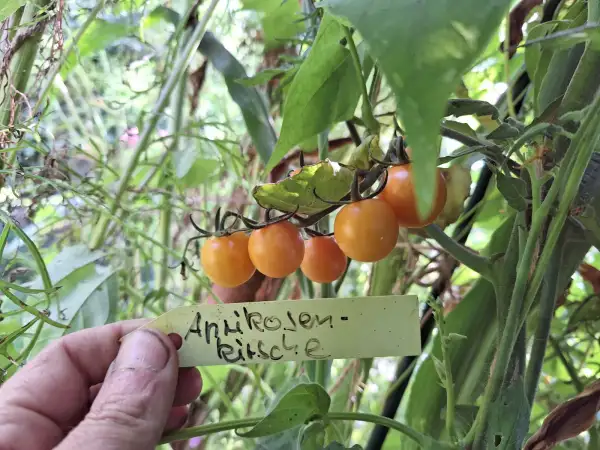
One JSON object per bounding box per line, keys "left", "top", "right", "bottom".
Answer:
{"left": 114, "top": 329, "right": 170, "bottom": 371}
{"left": 168, "top": 332, "right": 183, "bottom": 350}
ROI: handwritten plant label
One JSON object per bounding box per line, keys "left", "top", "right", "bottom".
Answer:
{"left": 141, "top": 295, "right": 421, "bottom": 367}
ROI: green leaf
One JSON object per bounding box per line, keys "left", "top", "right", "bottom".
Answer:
{"left": 496, "top": 173, "right": 528, "bottom": 212}
{"left": 252, "top": 160, "right": 354, "bottom": 214}
{"left": 445, "top": 99, "right": 499, "bottom": 120}
{"left": 524, "top": 21, "right": 562, "bottom": 83}
{"left": 140, "top": 5, "right": 180, "bottom": 38}
{"left": 236, "top": 68, "right": 289, "bottom": 87}
{"left": 0, "top": 0, "right": 27, "bottom": 21}
{"left": 431, "top": 355, "right": 447, "bottom": 386}
{"left": 199, "top": 32, "right": 277, "bottom": 164}
{"left": 241, "top": 0, "right": 304, "bottom": 49}
{"left": 401, "top": 216, "right": 515, "bottom": 449}
{"left": 297, "top": 421, "right": 326, "bottom": 450}
{"left": 265, "top": 13, "right": 362, "bottom": 172}
{"left": 31, "top": 244, "right": 106, "bottom": 288}
{"left": 487, "top": 378, "right": 529, "bottom": 449}
{"left": 173, "top": 143, "right": 222, "bottom": 188}
{"left": 29, "top": 265, "right": 118, "bottom": 356}
{"left": 61, "top": 19, "right": 134, "bottom": 77}
{"left": 442, "top": 119, "right": 478, "bottom": 139}
{"left": 237, "top": 383, "right": 331, "bottom": 438}
{"left": 525, "top": 23, "right": 600, "bottom": 52}
{"left": 323, "top": 0, "right": 512, "bottom": 219}
{"left": 324, "top": 443, "right": 363, "bottom": 450}
{"left": 486, "top": 122, "right": 521, "bottom": 140}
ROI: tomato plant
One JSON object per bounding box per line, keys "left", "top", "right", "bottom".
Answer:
{"left": 333, "top": 198, "right": 399, "bottom": 262}
{"left": 379, "top": 164, "right": 447, "bottom": 228}
{"left": 300, "top": 236, "right": 347, "bottom": 283}
{"left": 248, "top": 221, "right": 305, "bottom": 278}
{"left": 200, "top": 232, "right": 256, "bottom": 288}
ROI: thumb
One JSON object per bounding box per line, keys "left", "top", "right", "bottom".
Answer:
{"left": 57, "top": 328, "right": 179, "bottom": 450}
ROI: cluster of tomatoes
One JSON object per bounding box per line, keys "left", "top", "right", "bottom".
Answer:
{"left": 199, "top": 162, "right": 447, "bottom": 289}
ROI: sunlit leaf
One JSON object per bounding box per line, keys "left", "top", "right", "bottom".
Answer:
{"left": 323, "top": 0, "right": 512, "bottom": 219}
{"left": 241, "top": 0, "right": 304, "bottom": 49}
{"left": 0, "top": 0, "right": 27, "bottom": 21}
{"left": 252, "top": 160, "right": 354, "bottom": 214}
{"left": 199, "top": 32, "right": 277, "bottom": 164}
{"left": 237, "top": 383, "right": 330, "bottom": 438}
{"left": 265, "top": 13, "right": 362, "bottom": 172}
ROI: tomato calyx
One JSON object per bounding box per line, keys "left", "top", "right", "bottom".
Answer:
{"left": 303, "top": 227, "right": 334, "bottom": 238}
{"left": 369, "top": 135, "right": 411, "bottom": 167}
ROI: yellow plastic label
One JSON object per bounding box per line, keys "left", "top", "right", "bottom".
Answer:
{"left": 140, "top": 295, "right": 421, "bottom": 367}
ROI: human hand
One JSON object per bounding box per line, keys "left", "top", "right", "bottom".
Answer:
{"left": 0, "top": 319, "right": 202, "bottom": 450}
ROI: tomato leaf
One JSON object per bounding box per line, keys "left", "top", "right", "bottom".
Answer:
{"left": 264, "top": 13, "right": 362, "bottom": 172}
{"left": 446, "top": 99, "right": 500, "bottom": 120}
{"left": 199, "top": 32, "right": 277, "bottom": 164}
{"left": 237, "top": 383, "right": 331, "bottom": 438}
{"left": 0, "top": 0, "right": 27, "bottom": 21}
{"left": 496, "top": 173, "right": 528, "bottom": 212}
{"left": 241, "top": 0, "right": 304, "bottom": 49}
{"left": 487, "top": 378, "right": 530, "bottom": 450}
{"left": 486, "top": 122, "right": 521, "bottom": 140}
{"left": 323, "top": 0, "right": 512, "bottom": 220}
{"left": 297, "top": 421, "right": 326, "bottom": 450}
{"left": 236, "top": 68, "right": 289, "bottom": 87}
{"left": 253, "top": 160, "right": 355, "bottom": 214}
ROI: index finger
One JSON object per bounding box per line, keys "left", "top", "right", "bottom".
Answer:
{"left": 0, "top": 319, "right": 150, "bottom": 449}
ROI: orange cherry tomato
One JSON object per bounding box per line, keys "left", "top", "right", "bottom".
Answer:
{"left": 201, "top": 232, "right": 256, "bottom": 288}
{"left": 379, "top": 164, "right": 447, "bottom": 228}
{"left": 248, "top": 221, "right": 305, "bottom": 278}
{"left": 334, "top": 198, "right": 399, "bottom": 262}
{"left": 300, "top": 236, "right": 347, "bottom": 283}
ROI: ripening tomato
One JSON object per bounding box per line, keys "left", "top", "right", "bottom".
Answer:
{"left": 300, "top": 236, "right": 347, "bottom": 283}
{"left": 334, "top": 198, "right": 399, "bottom": 262}
{"left": 201, "top": 232, "right": 256, "bottom": 288}
{"left": 248, "top": 221, "right": 305, "bottom": 278}
{"left": 380, "top": 164, "right": 447, "bottom": 228}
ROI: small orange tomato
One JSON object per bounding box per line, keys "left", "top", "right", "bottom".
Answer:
{"left": 201, "top": 232, "right": 256, "bottom": 288}
{"left": 334, "top": 198, "right": 399, "bottom": 262}
{"left": 248, "top": 221, "right": 305, "bottom": 278}
{"left": 300, "top": 236, "right": 347, "bottom": 283}
{"left": 380, "top": 164, "right": 447, "bottom": 228}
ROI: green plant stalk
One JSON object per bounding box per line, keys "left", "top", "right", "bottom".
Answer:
{"left": 1, "top": 288, "right": 67, "bottom": 329}
{"left": 160, "top": 412, "right": 438, "bottom": 447}
{"left": 7, "top": 7, "right": 25, "bottom": 41}
{"left": 424, "top": 224, "right": 491, "bottom": 278}
{"left": 155, "top": 33, "right": 189, "bottom": 302}
{"left": 522, "top": 90, "right": 600, "bottom": 324}
{"left": 0, "top": 213, "right": 53, "bottom": 305}
{"left": 433, "top": 304, "right": 456, "bottom": 441}
{"left": 33, "top": 0, "right": 106, "bottom": 115}
{"left": 464, "top": 169, "right": 561, "bottom": 447}
{"left": 468, "top": 89, "right": 600, "bottom": 448}
{"left": 89, "top": 0, "right": 221, "bottom": 250}
{"left": 3, "top": 0, "right": 51, "bottom": 165}
{"left": 343, "top": 27, "right": 379, "bottom": 134}
{"left": 591, "top": 0, "right": 600, "bottom": 22}
{"left": 548, "top": 336, "right": 584, "bottom": 392}
{"left": 504, "top": 15, "right": 517, "bottom": 119}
